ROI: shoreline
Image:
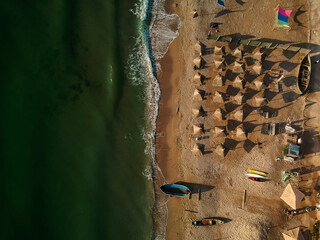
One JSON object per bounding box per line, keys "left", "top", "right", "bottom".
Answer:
{"left": 153, "top": 0, "right": 320, "bottom": 239}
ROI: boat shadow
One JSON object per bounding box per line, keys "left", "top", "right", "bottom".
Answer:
{"left": 175, "top": 181, "right": 215, "bottom": 200}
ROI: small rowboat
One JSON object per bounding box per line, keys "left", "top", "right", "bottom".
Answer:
{"left": 192, "top": 218, "right": 225, "bottom": 226}
{"left": 246, "top": 173, "right": 267, "bottom": 179}
{"left": 249, "top": 169, "right": 267, "bottom": 176}
{"left": 160, "top": 184, "right": 191, "bottom": 197}
{"left": 248, "top": 177, "right": 264, "bottom": 182}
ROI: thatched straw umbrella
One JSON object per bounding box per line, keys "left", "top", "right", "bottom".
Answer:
{"left": 282, "top": 227, "right": 305, "bottom": 240}
{"left": 214, "top": 144, "right": 225, "bottom": 157}
{"left": 193, "top": 72, "right": 203, "bottom": 85}
{"left": 212, "top": 74, "right": 223, "bottom": 87}
{"left": 280, "top": 184, "right": 305, "bottom": 210}
{"left": 253, "top": 78, "right": 264, "bottom": 90}
{"left": 193, "top": 57, "right": 202, "bottom": 68}
{"left": 214, "top": 46, "right": 224, "bottom": 55}
{"left": 233, "top": 47, "right": 243, "bottom": 59}
{"left": 194, "top": 41, "right": 202, "bottom": 55}
{"left": 251, "top": 64, "right": 262, "bottom": 75}
{"left": 235, "top": 127, "right": 246, "bottom": 139}
{"left": 192, "top": 144, "right": 203, "bottom": 156}
{"left": 233, "top": 93, "right": 244, "bottom": 105}
{"left": 193, "top": 125, "right": 203, "bottom": 134}
{"left": 252, "top": 50, "right": 263, "bottom": 62}
{"left": 193, "top": 89, "right": 203, "bottom": 101}
{"left": 233, "top": 110, "right": 243, "bottom": 121}
{"left": 253, "top": 96, "right": 266, "bottom": 107}
{"left": 214, "top": 59, "right": 224, "bottom": 69}
{"left": 214, "top": 126, "right": 226, "bottom": 137}
{"left": 212, "top": 91, "right": 224, "bottom": 103}
{"left": 192, "top": 9, "right": 198, "bottom": 18}
{"left": 192, "top": 108, "right": 200, "bottom": 117}
{"left": 233, "top": 61, "right": 244, "bottom": 73}
{"left": 213, "top": 108, "right": 223, "bottom": 120}
{"left": 233, "top": 76, "right": 244, "bottom": 89}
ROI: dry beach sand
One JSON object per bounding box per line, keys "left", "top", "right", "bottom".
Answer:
{"left": 155, "top": 0, "right": 320, "bottom": 239}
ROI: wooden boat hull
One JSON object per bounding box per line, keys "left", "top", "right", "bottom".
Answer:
{"left": 192, "top": 218, "right": 225, "bottom": 226}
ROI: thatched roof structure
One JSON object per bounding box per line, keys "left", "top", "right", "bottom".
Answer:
{"left": 253, "top": 78, "right": 264, "bottom": 90}
{"left": 212, "top": 91, "right": 224, "bottom": 103}
{"left": 193, "top": 89, "right": 203, "bottom": 101}
{"left": 212, "top": 74, "right": 224, "bottom": 86}
{"left": 214, "top": 59, "right": 224, "bottom": 69}
{"left": 193, "top": 57, "right": 203, "bottom": 68}
{"left": 233, "top": 110, "right": 243, "bottom": 121}
{"left": 233, "top": 93, "right": 244, "bottom": 105}
{"left": 194, "top": 41, "right": 202, "bottom": 54}
{"left": 192, "top": 144, "right": 203, "bottom": 156}
{"left": 233, "top": 76, "right": 244, "bottom": 89}
{"left": 280, "top": 184, "right": 305, "bottom": 210}
{"left": 193, "top": 125, "right": 203, "bottom": 134}
{"left": 213, "top": 108, "right": 224, "bottom": 120}
{"left": 214, "top": 126, "right": 226, "bottom": 137}
{"left": 214, "top": 144, "right": 225, "bottom": 157}
{"left": 252, "top": 50, "right": 263, "bottom": 62}
{"left": 214, "top": 46, "right": 224, "bottom": 55}
{"left": 193, "top": 72, "right": 203, "bottom": 85}
{"left": 233, "top": 61, "right": 244, "bottom": 73}
{"left": 233, "top": 47, "right": 243, "bottom": 59}
{"left": 282, "top": 227, "right": 305, "bottom": 240}
{"left": 235, "top": 127, "right": 246, "bottom": 139}
{"left": 251, "top": 64, "right": 262, "bottom": 75}
{"left": 253, "top": 96, "right": 266, "bottom": 106}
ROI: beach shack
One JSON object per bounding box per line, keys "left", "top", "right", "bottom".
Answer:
{"left": 283, "top": 144, "right": 300, "bottom": 161}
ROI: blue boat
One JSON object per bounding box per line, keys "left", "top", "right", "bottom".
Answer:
{"left": 160, "top": 184, "right": 191, "bottom": 197}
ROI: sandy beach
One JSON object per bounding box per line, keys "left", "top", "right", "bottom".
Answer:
{"left": 155, "top": 0, "right": 320, "bottom": 239}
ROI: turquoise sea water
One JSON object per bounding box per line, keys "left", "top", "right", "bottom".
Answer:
{"left": 1, "top": 0, "right": 155, "bottom": 239}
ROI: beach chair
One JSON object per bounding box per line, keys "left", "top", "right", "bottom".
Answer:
{"left": 287, "top": 46, "right": 300, "bottom": 52}
{"left": 207, "top": 34, "right": 220, "bottom": 41}
{"left": 238, "top": 39, "right": 250, "bottom": 45}
{"left": 260, "top": 42, "right": 272, "bottom": 48}
{"left": 276, "top": 44, "right": 290, "bottom": 50}
{"left": 248, "top": 40, "right": 261, "bottom": 47}
{"left": 219, "top": 36, "right": 232, "bottom": 43}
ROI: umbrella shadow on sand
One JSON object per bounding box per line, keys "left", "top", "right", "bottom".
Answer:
{"left": 175, "top": 181, "right": 214, "bottom": 200}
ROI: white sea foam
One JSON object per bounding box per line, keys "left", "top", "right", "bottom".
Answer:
{"left": 127, "top": 0, "right": 181, "bottom": 239}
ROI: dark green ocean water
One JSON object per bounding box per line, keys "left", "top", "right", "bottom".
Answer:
{"left": 1, "top": 0, "right": 153, "bottom": 239}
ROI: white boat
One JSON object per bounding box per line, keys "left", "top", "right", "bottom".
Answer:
{"left": 246, "top": 173, "right": 267, "bottom": 179}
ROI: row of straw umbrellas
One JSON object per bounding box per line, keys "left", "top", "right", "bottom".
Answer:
{"left": 191, "top": 43, "right": 261, "bottom": 156}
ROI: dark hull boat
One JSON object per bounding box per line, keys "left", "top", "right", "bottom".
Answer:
{"left": 248, "top": 177, "right": 264, "bottom": 182}
{"left": 160, "top": 184, "right": 191, "bottom": 197}
{"left": 192, "top": 218, "right": 225, "bottom": 226}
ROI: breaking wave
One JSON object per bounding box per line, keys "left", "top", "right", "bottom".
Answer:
{"left": 126, "top": 0, "right": 181, "bottom": 239}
